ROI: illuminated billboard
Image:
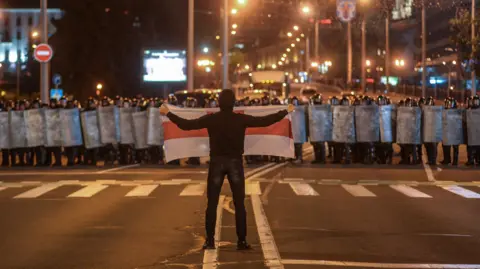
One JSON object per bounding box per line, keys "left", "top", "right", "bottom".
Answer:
{"left": 143, "top": 50, "right": 187, "bottom": 82}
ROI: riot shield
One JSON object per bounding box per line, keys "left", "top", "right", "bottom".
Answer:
{"left": 291, "top": 106, "right": 307, "bottom": 144}
{"left": 25, "top": 108, "right": 46, "bottom": 147}
{"left": 44, "top": 109, "right": 62, "bottom": 147}
{"left": 132, "top": 111, "right": 148, "bottom": 149}
{"left": 147, "top": 107, "right": 164, "bottom": 146}
{"left": 81, "top": 110, "right": 102, "bottom": 149}
{"left": 355, "top": 105, "right": 380, "bottom": 142}
{"left": 442, "top": 109, "right": 464, "bottom": 146}
{"left": 9, "top": 111, "right": 27, "bottom": 148}
{"left": 119, "top": 108, "right": 135, "bottom": 145}
{"left": 466, "top": 109, "right": 480, "bottom": 146}
{"left": 308, "top": 104, "right": 332, "bottom": 142}
{"left": 0, "top": 112, "right": 10, "bottom": 149}
{"left": 332, "top": 106, "right": 355, "bottom": 143}
{"left": 391, "top": 104, "right": 398, "bottom": 142}
{"left": 60, "top": 108, "right": 83, "bottom": 147}
{"left": 379, "top": 105, "right": 394, "bottom": 143}
{"left": 97, "top": 106, "right": 118, "bottom": 144}
{"left": 396, "top": 107, "right": 421, "bottom": 144}
{"left": 422, "top": 106, "right": 443, "bottom": 143}
{"left": 114, "top": 107, "right": 121, "bottom": 142}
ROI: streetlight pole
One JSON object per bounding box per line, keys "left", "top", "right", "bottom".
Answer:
{"left": 421, "top": 1, "right": 427, "bottom": 98}
{"left": 361, "top": 17, "right": 366, "bottom": 93}
{"left": 40, "top": 0, "right": 49, "bottom": 103}
{"left": 314, "top": 18, "right": 319, "bottom": 60}
{"left": 472, "top": 0, "right": 476, "bottom": 95}
{"left": 187, "top": 0, "right": 194, "bottom": 92}
{"left": 385, "top": 16, "right": 390, "bottom": 93}
{"left": 222, "top": 0, "right": 229, "bottom": 89}
{"left": 347, "top": 21, "right": 352, "bottom": 87}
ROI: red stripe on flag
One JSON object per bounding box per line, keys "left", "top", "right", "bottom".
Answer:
{"left": 163, "top": 118, "right": 292, "bottom": 140}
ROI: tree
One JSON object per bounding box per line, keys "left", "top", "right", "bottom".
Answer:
{"left": 450, "top": 8, "right": 480, "bottom": 75}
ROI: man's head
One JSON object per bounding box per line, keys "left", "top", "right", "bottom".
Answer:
{"left": 219, "top": 89, "right": 235, "bottom": 111}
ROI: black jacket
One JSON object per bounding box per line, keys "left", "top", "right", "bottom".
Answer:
{"left": 167, "top": 109, "right": 288, "bottom": 157}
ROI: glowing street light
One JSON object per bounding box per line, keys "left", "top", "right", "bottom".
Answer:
{"left": 272, "top": 64, "right": 277, "bottom": 69}
{"left": 291, "top": 43, "right": 295, "bottom": 47}
{"left": 31, "top": 31, "right": 39, "bottom": 38}
{"left": 302, "top": 6, "right": 311, "bottom": 14}
{"left": 238, "top": 0, "right": 246, "bottom": 5}
{"left": 203, "top": 47, "right": 209, "bottom": 53}
{"left": 281, "top": 57, "right": 285, "bottom": 61}
{"left": 231, "top": 30, "right": 237, "bottom": 35}
{"left": 283, "top": 53, "right": 287, "bottom": 57}
{"left": 278, "top": 61, "right": 283, "bottom": 66}
{"left": 311, "top": 62, "right": 319, "bottom": 67}
{"left": 205, "top": 67, "right": 212, "bottom": 73}
{"left": 245, "top": 64, "right": 250, "bottom": 70}
{"left": 216, "top": 35, "right": 220, "bottom": 40}
{"left": 366, "top": 59, "right": 371, "bottom": 67}
{"left": 325, "top": 60, "right": 332, "bottom": 66}
{"left": 452, "top": 60, "right": 457, "bottom": 65}
{"left": 395, "top": 59, "right": 405, "bottom": 67}
{"left": 293, "top": 25, "right": 299, "bottom": 31}
{"left": 96, "top": 83, "right": 103, "bottom": 90}
{"left": 287, "top": 32, "right": 293, "bottom": 37}
{"left": 286, "top": 48, "right": 291, "bottom": 52}
{"left": 231, "top": 8, "right": 238, "bottom": 15}
{"left": 296, "top": 38, "right": 300, "bottom": 42}
{"left": 301, "top": 33, "right": 305, "bottom": 38}
{"left": 232, "top": 23, "right": 238, "bottom": 29}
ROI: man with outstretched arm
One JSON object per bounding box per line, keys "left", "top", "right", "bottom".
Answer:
{"left": 160, "top": 89, "right": 294, "bottom": 250}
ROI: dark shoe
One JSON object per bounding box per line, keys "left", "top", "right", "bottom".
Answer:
{"left": 202, "top": 238, "right": 215, "bottom": 250}
{"left": 237, "top": 240, "right": 252, "bottom": 250}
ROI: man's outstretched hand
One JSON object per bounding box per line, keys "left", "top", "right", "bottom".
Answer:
{"left": 160, "top": 104, "right": 170, "bottom": 116}
{"left": 287, "top": 104, "right": 295, "bottom": 113}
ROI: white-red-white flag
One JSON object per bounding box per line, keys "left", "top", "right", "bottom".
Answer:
{"left": 161, "top": 105, "right": 294, "bottom": 162}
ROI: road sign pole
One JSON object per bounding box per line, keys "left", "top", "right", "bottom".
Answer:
{"left": 187, "top": 0, "right": 194, "bottom": 92}
{"left": 40, "top": 0, "right": 50, "bottom": 103}
{"left": 222, "top": 0, "right": 229, "bottom": 89}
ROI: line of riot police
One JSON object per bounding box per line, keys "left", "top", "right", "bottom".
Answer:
{"left": 294, "top": 93, "right": 480, "bottom": 166}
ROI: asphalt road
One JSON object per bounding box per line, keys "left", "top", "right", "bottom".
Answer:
{"left": 1, "top": 148, "right": 480, "bottom": 269}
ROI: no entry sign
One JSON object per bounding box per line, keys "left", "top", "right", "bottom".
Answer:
{"left": 34, "top": 43, "right": 53, "bottom": 63}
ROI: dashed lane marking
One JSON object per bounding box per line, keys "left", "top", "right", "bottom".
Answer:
{"left": 390, "top": 185, "right": 432, "bottom": 198}
{"left": 68, "top": 184, "right": 108, "bottom": 198}
{"left": 341, "top": 184, "right": 376, "bottom": 197}
{"left": 288, "top": 182, "right": 319, "bottom": 196}
{"left": 125, "top": 185, "right": 159, "bottom": 197}
{"left": 14, "top": 183, "right": 62, "bottom": 199}
{"left": 442, "top": 186, "right": 480, "bottom": 199}
{"left": 180, "top": 183, "right": 206, "bottom": 196}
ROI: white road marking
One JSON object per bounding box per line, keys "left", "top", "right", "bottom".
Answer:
{"left": 202, "top": 195, "right": 225, "bottom": 269}
{"left": 247, "top": 162, "right": 288, "bottom": 181}
{"left": 14, "top": 183, "right": 62, "bottom": 199}
{"left": 180, "top": 184, "right": 206, "bottom": 196}
{"left": 0, "top": 170, "right": 207, "bottom": 176}
{"left": 95, "top": 164, "right": 140, "bottom": 174}
{"left": 160, "top": 179, "right": 192, "bottom": 185}
{"left": 245, "top": 182, "right": 262, "bottom": 195}
{"left": 0, "top": 187, "right": 6, "bottom": 192}
{"left": 390, "top": 185, "right": 432, "bottom": 198}
{"left": 442, "top": 186, "right": 480, "bottom": 199}
{"left": 244, "top": 163, "right": 277, "bottom": 178}
{"left": 288, "top": 182, "right": 319, "bottom": 196}
{"left": 251, "top": 195, "right": 284, "bottom": 269}
{"left": 342, "top": 185, "right": 376, "bottom": 197}
{"left": 281, "top": 259, "right": 480, "bottom": 268}
{"left": 68, "top": 184, "right": 108, "bottom": 198}
{"left": 422, "top": 147, "right": 436, "bottom": 182}
{"left": 125, "top": 185, "right": 158, "bottom": 197}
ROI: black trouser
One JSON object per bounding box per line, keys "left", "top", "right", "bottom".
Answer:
{"left": 119, "top": 144, "right": 132, "bottom": 165}
{"left": 294, "top": 143, "right": 303, "bottom": 162}
{"left": 33, "top": 146, "right": 46, "bottom": 166}
{"left": 375, "top": 143, "right": 392, "bottom": 164}
{"left": 102, "top": 144, "right": 116, "bottom": 165}
{"left": 46, "top": 147, "right": 62, "bottom": 166}
{"left": 65, "top": 146, "right": 76, "bottom": 166}
{"left": 85, "top": 148, "right": 99, "bottom": 166}
{"left": 424, "top": 143, "right": 438, "bottom": 165}
{"left": 1, "top": 149, "right": 9, "bottom": 166}
{"left": 311, "top": 142, "right": 326, "bottom": 164}
{"left": 187, "top": 157, "right": 201, "bottom": 165}
{"left": 206, "top": 156, "right": 246, "bottom": 241}
{"left": 441, "top": 145, "right": 459, "bottom": 165}
{"left": 11, "top": 148, "right": 26, "bottom": 166}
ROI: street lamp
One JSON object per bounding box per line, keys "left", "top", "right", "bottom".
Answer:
{"left": 366, "top": 59, "right": 371, "bottom": 67}
{"left": 293, "top": 25, "right": 299, "bottom": 31}
{"left": 272, "top": 64, "right": 277, "bottom": 69}
{"left": 238, "top": 0, "right": 246, "bottom": 5}
{"left": 203, "top": 47, "right": 209, "bottom": 53}
{"left": 231, "top": 30, "right": 237, "bottom": 35}
{"left": 232, "top": 23, "right": 238, "bottom": 29}
{"left": 31, "top": 31, "right": 39, "bottom": 38}
{"left": 287, "top": 32, "right": 293, "bottom": 37}
{"left": 216, "top": 35, "right": 220, "bottom": 40}
{"left": 286, "top": 48, "right": 291, "bottom": 52}
{"left": 311, "top": 62, "right": 319, "bottom": 67}
{"left": 302, "top": 6, "right": 311, "bottom": 14}
{"left": 96, "top": 83, "right": 103, "bottom": 90}
{"left": 231, "top": 8, "right": 238, "bottom": 15}
{"left": 325, "top": 61, "right": 332, "bottom": 67}
{"left": 291, "top": 43, "right": 295, "bottom": 47}
{"left": 283, "top": 53, "right": 287, "bottom": 57}
{"left": 245, "top": 64, "right": 250, "bottom": 70}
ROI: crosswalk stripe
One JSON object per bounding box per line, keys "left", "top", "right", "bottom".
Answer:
{"left": 442, "top": 186, "right": 480, "bottom": 199}
{"left": 14, "top": 183, "right": 61, "bottom": 199}
{"left": 289, "top": 182, "right": 319, "bottom": 196}
{"left": 68, "top": 184, "right": 108, "bottom": 198}
{"left": 390, "top": 185, "right": 432, "bottom": 198}
{"left": 0, "top": 187, "right": 6, "bottom": 192}
{"left": 180, "top": 184, "right": 206, "bottom": 196}
{"left": 125, "top": 185, "right": 158, "bottom": 197}
{"left": 342, "top": 185, "right": 376, "bottom": 197}
{"left": 245, "top": 182, "right": 262, "bottom": 195}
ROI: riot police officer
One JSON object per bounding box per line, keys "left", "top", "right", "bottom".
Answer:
{"left": 0, "top": 101, "right": 10, "bottom": 167}
{"left": 83, "top": 98, "right": 99, "bottom": 166}
{"left": 466, "top": 95, "right": 480, "bottom": 165}
{"left": 45, "top": 99, "right": 62, "bottom": 167}
{"left": 328, "top": 96, "right": 340, "bottom": 160}
{"left": 441, "top": 98, "right": 460, "bottom": 166}
{"left": 64, "top": 100, "right": 77, "bottom": 166}
{"left": 375, "top": 95, "right": 394, "bottom": 164}
{"left": 309, "top": 94, "right": 326, "bottom": 164}
{"left": 287, "top": 96, "right": 304, "bottom": 163}
{"left": 423, "top": 96, "right": 438, "bottom": 165}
